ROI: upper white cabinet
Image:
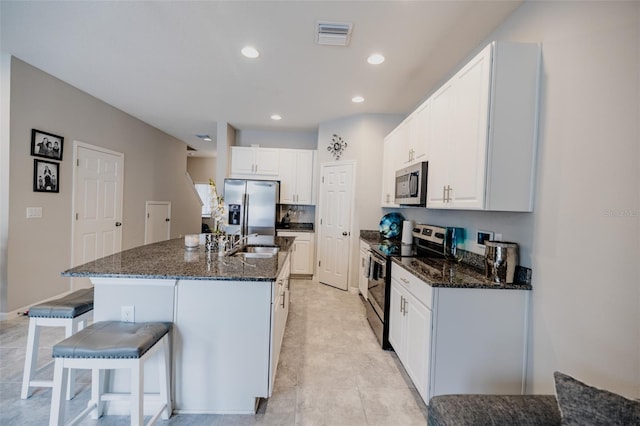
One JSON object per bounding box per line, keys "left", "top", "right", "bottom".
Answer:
{"left": 395, "top": 100, "right": 430, "bottom": 167}
{"left": 409, "top": 100, "right": 430, "bottom": 163}
{"left": 230, "top": 146, "right": 279, "bottom": 176}
{"left": 381, "top": 130, "right": 401, "bottom": 208}
{"left": 279, "top": 149, "right": 315, "bottom": 205}
{"left": 426, "top": 42, "right": 541, "bottom": 211}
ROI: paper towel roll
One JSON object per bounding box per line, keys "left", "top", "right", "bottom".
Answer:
{"left": 401, "top": 220, "right": 414, "bottom": 244}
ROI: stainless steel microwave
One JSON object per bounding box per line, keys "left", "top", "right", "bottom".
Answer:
{"left": 395, "top": 162, "right": 427, "bottom": 206}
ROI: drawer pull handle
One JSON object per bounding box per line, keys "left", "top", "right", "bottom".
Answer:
{"left": 400, "top": 278, "right": 410, "bottom": 284}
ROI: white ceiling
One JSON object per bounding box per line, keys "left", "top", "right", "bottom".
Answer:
{"left": 1, "top": 1, "right": 522, "bottom": 156}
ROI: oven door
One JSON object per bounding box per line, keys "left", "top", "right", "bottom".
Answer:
{"left": 367, "top": 253, "right": 386, "bottom": 323}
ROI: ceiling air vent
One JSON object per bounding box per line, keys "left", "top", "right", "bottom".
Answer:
{"left": 316, "top": 21, "right": 353, "bottom": 46}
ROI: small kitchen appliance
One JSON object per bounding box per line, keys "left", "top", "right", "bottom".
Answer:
{"left": 395, "top": 162, "right": 427, "bottom": 206}
{"left": 484, "top": 241, "right": 519, "bottom": 283}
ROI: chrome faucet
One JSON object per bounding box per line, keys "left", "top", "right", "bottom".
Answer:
{"left": 225, "top": 233, "right": 258, "bottom": 255}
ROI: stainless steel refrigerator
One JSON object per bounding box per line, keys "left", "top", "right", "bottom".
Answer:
{"left": 224, "top": 179, "right": 279, "bottom": 237}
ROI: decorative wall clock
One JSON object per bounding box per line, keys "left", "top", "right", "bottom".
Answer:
{"left": 327, "top": 134, "right": 347, "bottom": 160}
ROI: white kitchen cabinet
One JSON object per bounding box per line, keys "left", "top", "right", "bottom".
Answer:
{"left": 276, "top": 231, "right": 314, "bottom": 275}
{"left": 389, "top": 261, "right": 529, "bottom": 405}
{"left": 230, "top": 146, "right": 279, "bottom": 176}
{"left": 426, "top": 41, "right": 541, "bottom": 211}
{"left": 269, "top": 256, "right": 290, "bottom": 394}
{"left": 279, "top": 149, "right": 315, "bottom": 204}
{"left": 389, "top": 267, "right": 432, "bottom": 400}
{"left": 358, "top": 240, "right": 370, "bottom": 300}
{"left": 409, "top": 99, "right": 430, "bottom": 163}
{"left": 380, "top": 131, "right": 401, "bottom": 208}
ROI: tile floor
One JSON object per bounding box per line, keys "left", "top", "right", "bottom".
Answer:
{"left": 0, "top": 279, "right": 428, "bottom": 425}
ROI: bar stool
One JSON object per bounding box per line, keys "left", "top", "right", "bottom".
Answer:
{"left": 49, "top": 321, "right": 172, "bottom": 426}
{"left": 21, "top": 287, "right": 94, "bottom": 400}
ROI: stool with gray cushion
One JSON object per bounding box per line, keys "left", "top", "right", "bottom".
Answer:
{"left": 49, "top": 321, "right": 172, "bottom": 426}
{"left": 21, "top": 287, "right": 94, "bottom": 400}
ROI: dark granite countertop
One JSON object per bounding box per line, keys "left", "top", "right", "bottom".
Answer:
{"left": 392, "top": 257, "right": 532, "bottom": 290}
{"left": 276, "top": 222, "right": 314, "bottom": 232}
{"left": 360, "top": 230, "right": 390, "bottom": 246}
{"left": 62, "top": 236, "right": 294, "bottom": 282}
{"left": 361, "top": 229, "right": 531, "bottom": 290}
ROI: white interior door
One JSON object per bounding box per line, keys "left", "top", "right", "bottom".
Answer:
{"left": 72, "top": 143, "right": 124, "bottom": 287}
{"left": 145, "top": 201, "right": 171, "bottom": 244}
{"left": 317, "top": 162, "right": 354, "bottom": 290}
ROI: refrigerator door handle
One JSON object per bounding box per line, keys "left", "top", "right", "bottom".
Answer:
{"left": 242, "top": 192, "right": 249, "bottom": 236}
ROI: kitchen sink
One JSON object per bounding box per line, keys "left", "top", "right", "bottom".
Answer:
{"left": 231, "top": 245, "right": 279, "bottom": 258}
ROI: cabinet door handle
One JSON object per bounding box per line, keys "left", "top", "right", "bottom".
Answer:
{"left": 403, "top": 298, "right": 408, "bottom": 316}
{"left": 443, "top": 185, "right": 447, "bottom": 202}
{"left": 400, "top": 295, "right": 405, "bottom": 313}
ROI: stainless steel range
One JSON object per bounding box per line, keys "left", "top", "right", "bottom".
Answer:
{"left": 365, "top": 224, "right": 464, "bottom": 349}
{"left": 365, "top": 240, "right": 414, "bottom": 349}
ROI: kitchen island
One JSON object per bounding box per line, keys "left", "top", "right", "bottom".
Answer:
{"left": 63, "top": 236, "right": 294, "bottom": 415}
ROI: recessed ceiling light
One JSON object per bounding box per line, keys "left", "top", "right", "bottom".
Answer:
{"left": 367, "top": 53, "right": 385, "bottom": 65}
{"left": 352, "top": 96, "right": 365, "bottom": 103}
{"left": 271, "top": 114, "right": 282, "bottom": 121}
{"left": 196, "top": 134, "right": 212, "bottom": 141}
{"left": 241, "top": 46, "right": 260, "bottom": 59}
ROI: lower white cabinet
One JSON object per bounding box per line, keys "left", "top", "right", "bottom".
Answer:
{"left": 358, "top": 241, "right": 370, "bottom": 300}
{"left": 389, "top": 269, "right": 432, "bottom": 399}
{"left": 389, "top": 262, "right": 529, "bottom": 405}
{"left": 276, "top": 231, "right": 314, "bottom": 275}
{"left": 269, "top": 256, "right": 290, "bottom": 394}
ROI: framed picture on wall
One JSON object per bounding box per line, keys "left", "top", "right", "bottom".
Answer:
{"left": 31, "top": 129, "right": 64, "bottom": 161}
{"left": 33, "top": 159, "right": 60, "bottom": 193}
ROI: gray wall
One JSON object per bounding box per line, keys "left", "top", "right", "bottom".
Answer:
{"left": 4, "top": 58, "right": 202, "bottom": 314}
{"left": 316, "top": 113, "right": 404, "bottom": 292}
{"left": 346, "top": 1, "right": 639, "bottom": 399}
{"left": 187, "top": 156, "right": 217, "bottom": 184}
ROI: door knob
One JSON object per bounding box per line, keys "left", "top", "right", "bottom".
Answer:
{"left": 115, "top": 222, "right": 122, "bottom": 227}
{"left": 165, "top": 218, "right": 170, "bottom": 222}
{"left": 342, "top": 231, "right": 348, "bottom": 236}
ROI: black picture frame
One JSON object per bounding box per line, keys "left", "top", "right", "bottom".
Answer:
{"left": 31, "top": 129, "right": 64, "bottom": 161}
{"left": 33, "top": 159, "right": 60, "bottom": 193}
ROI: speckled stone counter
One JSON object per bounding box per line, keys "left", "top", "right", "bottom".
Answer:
{"left": 361, "top": 229, "right": 531, "bottom": 289}
{"left": 360, "top": 229, "right": 395, "bottom": 246}
{"left": 276, "top": 222, "right": 314, "bottom": 232}
{"left": 62, "top": 236, "right": 294, "bottom": 281}
{"left": 392, "top": 256, "right": 532, "bottom": 290}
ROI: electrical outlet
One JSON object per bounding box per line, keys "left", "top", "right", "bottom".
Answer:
{"left": 477, "top": 231, "right": 494, "bottom": 246}
{"left": 494, "top": 233, "right": 503, "bottom": 241}
{"left": 121, "top": 306, "right": 134, "bottom": 323}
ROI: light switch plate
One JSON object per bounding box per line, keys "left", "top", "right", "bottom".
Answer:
{"left": 26, "top": 207, "right": 42, "bottom": 218}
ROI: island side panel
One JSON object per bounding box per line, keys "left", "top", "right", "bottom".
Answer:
{"left": 91, "top": 277, "right": 178, "bottom": 415}
{"left": 174, "top": 279, "right": 272, "bottom": 414}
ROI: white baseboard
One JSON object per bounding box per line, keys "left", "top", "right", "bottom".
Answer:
{"left": 0, "top": 289, "right": 78, "bottom": 321}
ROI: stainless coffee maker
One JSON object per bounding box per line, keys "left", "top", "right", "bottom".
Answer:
{"left": 484, "top": 241, "right": 519, "bottom": 284}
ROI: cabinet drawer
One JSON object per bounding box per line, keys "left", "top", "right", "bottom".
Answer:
{"left": 391, "top": 263, "right": 433, "bottom": 309}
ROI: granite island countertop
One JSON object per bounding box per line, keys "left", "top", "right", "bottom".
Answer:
{"left": 62, "top": 236, "right": 294, "bottom": 282}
